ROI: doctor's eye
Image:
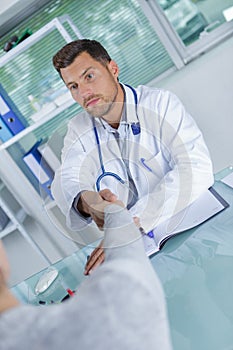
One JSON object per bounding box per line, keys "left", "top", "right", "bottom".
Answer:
{"left": 70, "top": 83, "right": 78, "bottom": 91}
{"left": 86, "top": 73, "right": 94, "bottom": 81}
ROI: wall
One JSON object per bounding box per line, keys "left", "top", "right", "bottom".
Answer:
{"left": 151, "top": 35, "right": 233, "bottom": 173}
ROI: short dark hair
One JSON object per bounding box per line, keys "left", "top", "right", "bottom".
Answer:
{"left": 52, "top": 39, "right": 111, "bottom": 74}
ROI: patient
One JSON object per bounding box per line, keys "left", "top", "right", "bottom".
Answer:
{"left": 0, "top": 201, "right": 172, "bottom": 350}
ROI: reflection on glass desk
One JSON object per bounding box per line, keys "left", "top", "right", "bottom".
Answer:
{"left": 11, "top": 244, "right": 95, "bottom": 305}
{"left": 11, "top": 167, "right": 233, "bottom": 350}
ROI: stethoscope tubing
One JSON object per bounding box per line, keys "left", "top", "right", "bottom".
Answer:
{"left": 93, "top": 84, "right": 154, "bottom": 238}
{"left": 93, "top": 84, "right": 138, "bottom": 191}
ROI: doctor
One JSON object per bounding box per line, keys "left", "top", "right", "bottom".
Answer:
{"left": 51, "top": 39, "right": 214, "bottom": 272}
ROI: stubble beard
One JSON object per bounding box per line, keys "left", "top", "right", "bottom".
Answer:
{"left": 85, "top": 80, "right": 118, "bottom": 119}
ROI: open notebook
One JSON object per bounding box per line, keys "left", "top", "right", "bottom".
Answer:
{"left": 143, "top": 187, "right": 229, "bottom": 257}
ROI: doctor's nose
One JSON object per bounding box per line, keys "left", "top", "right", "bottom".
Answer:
{"left": 79, "top": 83, "right": 93, "bottom": 101}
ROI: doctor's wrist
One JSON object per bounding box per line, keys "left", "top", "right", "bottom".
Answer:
{"left": 77, "top": 193, "right": 91, "bottom": 217}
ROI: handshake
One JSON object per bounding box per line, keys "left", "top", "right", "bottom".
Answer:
{"left": 76, "top": 189, "right": 140, "bottom": 275}
{"left": 77, "top": 189, "right": 123, "bottom": 230}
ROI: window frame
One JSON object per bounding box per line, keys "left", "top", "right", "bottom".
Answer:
{"left": 138, "top": 0, "right": 233, "bottom": 68}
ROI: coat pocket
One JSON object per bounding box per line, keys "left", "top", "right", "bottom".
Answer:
{"left": 140, "top": 151, "right": 170, "bottom": 179}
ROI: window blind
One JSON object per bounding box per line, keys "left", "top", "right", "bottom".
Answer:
{"left": 0, "top": 0, "right": 174, "bottom": 144}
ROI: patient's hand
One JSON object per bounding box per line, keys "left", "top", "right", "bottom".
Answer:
{"left": 84, "top": 239, "right": 104, "bottom": 276}
{"left": 84, "top": 211, "right": 139, "bottom": 276}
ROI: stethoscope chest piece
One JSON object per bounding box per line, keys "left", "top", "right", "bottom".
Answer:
{"left": 131, "top": 122, "right": 140, "bottom": 135}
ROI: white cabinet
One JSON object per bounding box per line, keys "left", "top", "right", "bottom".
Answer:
{"left": 0, "top": 16, "right": 100, "bottom": 284}
{"left": 0, "top": 178, "right": 50, "bottom": 263}
{"left": 0, "top": 180, "right": 27, "bottom": 239}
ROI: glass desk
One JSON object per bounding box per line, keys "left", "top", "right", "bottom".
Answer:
{"left": 11, "top": 244, "right": 95, "bottom": 305}
{"left": 11, "top": 167, "right": 233, "bottom": 350}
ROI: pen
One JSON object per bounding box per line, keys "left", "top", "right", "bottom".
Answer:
{"left": 66, "top": 288, "right": 75, "bottom": 297}
{"left": 139, "top": 226, "right": 154, "bottom": 238}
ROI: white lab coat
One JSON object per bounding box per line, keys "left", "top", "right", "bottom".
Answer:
{"left": 51, "top": 84, "right": 214, "bottom": 232}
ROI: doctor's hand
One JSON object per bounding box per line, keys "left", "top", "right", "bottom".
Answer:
{"left": 77, "top": 189, "right": 118, "bottom": 230}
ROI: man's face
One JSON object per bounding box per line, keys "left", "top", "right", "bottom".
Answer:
{"left": 61, "top": 52, "right": 120, "bottom": 118}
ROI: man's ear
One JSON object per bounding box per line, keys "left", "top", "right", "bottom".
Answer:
{"left": 108, "top": 60, "right": 119, "bottom": 81}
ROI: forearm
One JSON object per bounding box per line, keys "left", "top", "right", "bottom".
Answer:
{"left": 75, "top": 191, "right": 92, "bottom": 217}
{"left": 103, "top": 204, "right": 142, "bottom": 253}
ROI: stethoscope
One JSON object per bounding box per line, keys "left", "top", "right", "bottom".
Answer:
{"left": 93, "top": 84, "right": 154, "bottom": 238}
{"left": 93, "top": 84, "right": 140, "bottom": 192}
